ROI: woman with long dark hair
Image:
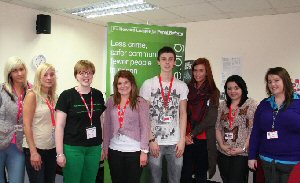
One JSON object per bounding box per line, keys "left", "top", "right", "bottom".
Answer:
{"left": 181, "top": 58, "right": 220, "bottom": 183}
{"left": 102, "top": 70, "right": 150, "bottom": 183}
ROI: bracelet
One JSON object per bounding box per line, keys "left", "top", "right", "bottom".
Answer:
{"left": 56, "top": 153, "right": 65, "bottom": 158}
{"left": 141, "top": 149, "right": 149, "bottom": 154}
{"left": 189, "top": 132, "right": 194, "bottom": 138}
{"left": 149, "top": 138, "right": 155, "bottom": 143}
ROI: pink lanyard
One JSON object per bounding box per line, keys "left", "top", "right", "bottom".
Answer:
{"left": 159, "top": 75, "right": 174, "bottom": 111}
{"left": 45, "top": 99, "right": 55, "bottom": 126}
{"left": 78, "top": 89, "right": 94, "bottom": 126}
{"left": 229, "top": 106, "right": 238, "bottom": 128}
{"left": 117, "top": 99, "right": 130, "bottom": 128}
{"left": 13, "top": 87, "right": 24, "bottom": 124}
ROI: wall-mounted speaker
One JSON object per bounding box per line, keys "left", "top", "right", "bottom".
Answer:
{"left": 36, "top": 14, "right": 51, "bottom": 34}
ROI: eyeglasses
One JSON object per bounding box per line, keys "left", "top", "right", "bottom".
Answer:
{"left": 78, "top": 71, "right": 93, "bottom": 76}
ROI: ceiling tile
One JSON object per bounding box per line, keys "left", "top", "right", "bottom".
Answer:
{"left": 167, "top": 2, "right": 222, "bottom": 17}
{"left": 151, "top": 17, "right": 191, "bottom": 25}
{"left": 188, "top": 13, "right": 230, "bottom": 22}
{"left": 268, "top": 0, "right": 300, "bottom": 8}
{"left": 210, "top": 0, "right": 272, "bottom": 13}
{"left": 127, "top": 8, "right": 180, "bottom": 20}
{"left": 227, "top": 8, "right": 277, "bottom": 18}
{"left": 276, "top": 6, "right": 300, "bottom": 14}
{"left": 146, "top": 0, "right": 206, "bottom": 8}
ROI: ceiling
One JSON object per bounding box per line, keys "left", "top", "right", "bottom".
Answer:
{"left": 2, "top": 0, "right": 300, "bottom": 26}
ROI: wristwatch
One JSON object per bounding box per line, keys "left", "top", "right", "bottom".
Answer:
{"left": 149, "top": 138, "right": 155, "bottom": 143}
{"left": 242, "top": 146, "right": 247, "bottom": 153}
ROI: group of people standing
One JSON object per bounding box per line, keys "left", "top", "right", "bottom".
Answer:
{"left": 0, "top": 59, "right": 106, "bottom": 183}
{"left": 0, "top": 46, "right": 299, "bottom": 183}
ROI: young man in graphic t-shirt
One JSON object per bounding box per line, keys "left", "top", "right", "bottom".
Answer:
{"left": 140, "top": 46, "right": 188, "bottom": 183}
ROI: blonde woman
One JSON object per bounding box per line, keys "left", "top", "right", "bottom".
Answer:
{"left": 23, "top": 63, "right": 57, "bottom": 183}
{"left": 0, "top": 56, "right": 31, "bottom": 183}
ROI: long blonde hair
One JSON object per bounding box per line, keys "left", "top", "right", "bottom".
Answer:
{"left": 33, "top": 63, "right": 57, "bottom": 102}
{"left": 3, "top": 56, "right": 29, "bottom": 98}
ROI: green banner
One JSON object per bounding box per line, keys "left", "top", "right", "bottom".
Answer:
{"left": 105, "top": 22, "right": 186, "bottom": 183}
{"left": 106, "top": 22, "right": 186, "bottom": 97}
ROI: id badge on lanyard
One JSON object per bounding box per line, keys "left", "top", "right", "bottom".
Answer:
{"left": 15, "top": 90, "right": 24, "bottom": 132}
{"left": 224, "top": 132, "right": 234, "bottom": 140}
{"left": 267, "top": 131, "right": 278, "bottom": 139}
{"left": 86, "top": 126, "right": 96, "bottom": 139}
{"left": 268, "top": 109, "right": 279, "bottom": 139}
{"left": 78, "top": 89, "right": 95, "bottom": 139}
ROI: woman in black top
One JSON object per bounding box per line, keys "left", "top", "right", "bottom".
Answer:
{"left": 55, "top": 60, "right": 106, "bottom": 183}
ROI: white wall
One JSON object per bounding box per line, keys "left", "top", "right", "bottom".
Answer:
{"left": 0, "top": 1, "right": 106, "bottom": 95}
{"left": 174, "top": 12, "right": 300, "bottom": 102}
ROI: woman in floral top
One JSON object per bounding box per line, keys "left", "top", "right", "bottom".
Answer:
{"left": 216, "top": 75, "right": 257, "bottom": 183}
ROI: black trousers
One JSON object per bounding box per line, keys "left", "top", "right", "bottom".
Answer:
{"left": 24, "top": 148, "right": 56, "bottom": 183}
{"left": 261, "top": 159, "right": 295, "bottom": 183}
{"left": 181, "top": 139, "right": 208, "bottom": 183}
{"left": 108, "top": 149, "right": 142, "bottom": 183}
{"left": 217, "top": 151, "right": 248, "bottom": 183}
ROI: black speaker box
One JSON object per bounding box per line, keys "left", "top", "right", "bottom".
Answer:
{"left": 36, "top": 14, "right": 51, "bottom": 34}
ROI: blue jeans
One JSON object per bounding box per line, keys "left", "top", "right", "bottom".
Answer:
{"left": 149, "top": 145, "right": 183, "bottom": 183}
{"left": 0, "top": 143, "right": 25, "bottom": 183}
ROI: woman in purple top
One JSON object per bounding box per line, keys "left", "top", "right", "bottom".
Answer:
{"left": 248, "top": 67, "right": 300, "bottom": 183}
{"left": 102, "top": 70, "right": 150, "bottom": 183}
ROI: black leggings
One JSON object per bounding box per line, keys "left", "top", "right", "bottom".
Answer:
{"left": 108, "top": 149, "right": 142, "bottom": 183}
{"left": 217, "top": 151, "right": 249, "bottom": 183}
{"left": 24, "top": 148, "right": 56, "bottom": 183}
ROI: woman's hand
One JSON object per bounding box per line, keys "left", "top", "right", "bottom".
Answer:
{"left": 149, "top": 141, "right": 160, "bottom": 158}
{"left": 230, "top": 147, "right": 244, "bottom": 156}
{"left": 221, "top": 144, "right": 232, "bottom": 155}
{"left": 56, "top": 154, "right": 66, "bottom": 168}
{"left": 248, "top": 160, "right": 257, "bottom": 170}
{"left": 140, "top": 152, "right": 148, "bottom": 167}
{"left": 101, "top": 149, "right": 108, "bottom": 160}
{"left": 185, "top": 134, "right": 194, "bottom": 145}
{"left": 30, "top": 152, "right": 42, "bottom": 171}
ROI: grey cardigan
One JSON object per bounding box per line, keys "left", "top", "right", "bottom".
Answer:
{"left": 0, "top": 84, "right": 24, "bottom": 150}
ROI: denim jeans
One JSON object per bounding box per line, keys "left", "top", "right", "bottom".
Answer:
{"left": 261, "top": 159, "right": 295, "bottom": 183}
{"left": 0, "top": 143, "right": 25, "bottom": 183}
{"left": 149, "top": 145, "right": 183, "bottom": 183}
{"left": 24, "top": 148, "right": 56, "bottom": 183}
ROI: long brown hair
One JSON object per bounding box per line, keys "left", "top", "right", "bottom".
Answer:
{"left": 113, "top": 70, "right": 139, "bottom": 109}
{"left": 265, "top": 67, "right": 294, "bottom": 110}
{"left": 189, "top": 58, "right": 220, "bottom": 106}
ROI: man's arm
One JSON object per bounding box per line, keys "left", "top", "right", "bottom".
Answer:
{"left": 176, "top": 99, "right": 187, "bottom": 158}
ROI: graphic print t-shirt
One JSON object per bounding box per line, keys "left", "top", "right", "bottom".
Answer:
{"left": 55, "top": 88, "right": 106, "bottom": 146}
{"left": 140, "top": 76, "right": 188, "bottom": 145}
